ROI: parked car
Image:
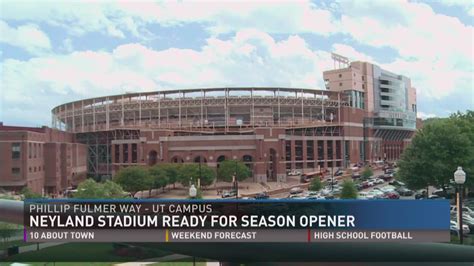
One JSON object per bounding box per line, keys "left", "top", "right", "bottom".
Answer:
{"left": 432, "top": 188, "right": 455, "bottom": 199}
{"left": 385, "top": 168, "right": 395, "bottom": 174}
{"left": 222, "top": 190, "right": 237, "bottom": 198}
{"left": 289, "top": 187, "right": 304, "bottom": 195}
{"left": 254, "top": 192, "right": 269, "bottom": 200}
{"left": 450, "top": 206, "right": 474, "bottom": 217}
{"left": 352, "top": 172, "right": 361, "bottom": 179}
{"left": 395, "top": 187, "right": 414, "bottom": 196}
{"left": 358, "top": 192, "right": 369, "bottom": 199}
{"left": 287, "top": 170, "right": 301, "bottom": 176}
{"left": 380, "top": 186, "right": 396, "bottom": 193}
{"left": 450, "top": 220, "right": 470, "bottom": 235}
{"left": 414, "top": 190, "right": 427, "bottom": 199}
{"left": 367, "top": 190, "right": 384, "bottom": 199}
{"left": 374, "top": 178, "right": 385, "bottom": 185}
{"left": 334, "top": 169, "right": 344, "bottom": 176}
{"left": 360, "top": 181, "right": 370, "bottom": 189}
{"left": 427, "top": 195, "right": 445, "bottom": 200}
{"left": 389, "top": 180, "right": 406, "bottom": 187}
{"left": 383, "top": 192, "right": 400, "bottom": 199}
{"left": 356, "top": 184, "right": 364, "bottom": 191}
{"left": 380, "top": 174, "right": 393, "bottom": 181}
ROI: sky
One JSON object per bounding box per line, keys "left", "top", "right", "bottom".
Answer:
{"left": 0, "top": 0, "right": 473, "bottom": 127}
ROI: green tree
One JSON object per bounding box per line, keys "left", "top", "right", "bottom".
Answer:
{"left": 397, "top": 112, "right": 474, "bottom": 191}
{"left": 161, "top": 163, "right": 180, "bottom": 189}
{"left": 102, "top": 180, "right": 127, "bottom": 198}
{"left": 340, "top": 180, "right": 358, "bottom": 199}
{"left": 149, "top": 166, "right": 169, "bottom": 193}
{"left": 361, "top": 166, "right": 373, "bottom": 180}
{"left": 217, "top": 160, "right": 251, "bottom": 182}
{"left": 178, "top": 164, "right": 216, "bottom": 187}
{"left": 114, "top": 166, "right": 153, "bottom": 197}
{"left": 0, "top": 222, "right": 17, "bottom": 245}
{"left": 74, "top": 179, "right": 127, "bottom": 199}
{"left": 308, "top": 178, "right": 322, "bottom": 192}
{"left": 20, "top": 187, "right": 43, "bottom": 199}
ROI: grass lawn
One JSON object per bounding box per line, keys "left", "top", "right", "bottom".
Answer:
{"left": 450, "top": 234, "right": 474, "bottom": 245}
{"left": 4, "top": 242, "right": 172, "bottom": 263}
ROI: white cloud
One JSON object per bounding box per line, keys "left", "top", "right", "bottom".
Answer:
{"left": 337, "top": 0, "right": 473, "bottom": 99}
{"left": 437, "top": 0, "right": 474, "bottom": 16}
{"left": 0, "top": 20, "right": 51, "bottom": 54}
{"left": 0, "top": 1, "right": 339, "bottom": 38}
{"left": 1, "top": 29, "right": 335, "bottom": 125}
{"left": 417, "top": 112, "right": 437, "bottom": 119}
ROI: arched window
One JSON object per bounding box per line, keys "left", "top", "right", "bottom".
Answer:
{"left": 194, "top": 156, "right": 207, "bottom": 163}
{"left": 171, "top": 156, "right": 184, "bottom": 163}
{"left": 148, "top": 150, "right": 158, "bottom": 166}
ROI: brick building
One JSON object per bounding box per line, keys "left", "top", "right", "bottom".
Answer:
{"left": 0, "top": 123, "right": 87, "bottom": 194}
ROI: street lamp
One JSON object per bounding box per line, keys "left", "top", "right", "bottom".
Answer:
{"left": 189, "top": 184, "right": 197, "bottom": 199}
{"left": 233, "top": 160, "right": 238, "bottom": 199}
{"left": 454, "top": 166, "right": 466, "bottom": 244}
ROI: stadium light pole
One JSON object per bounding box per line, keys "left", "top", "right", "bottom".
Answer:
{"left": 454, "top": 166, "right": 466, "bottom": 244}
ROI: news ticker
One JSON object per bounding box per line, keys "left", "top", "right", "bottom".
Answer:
{"left": 24, "top": 199, "right": 450, "bottom": 243}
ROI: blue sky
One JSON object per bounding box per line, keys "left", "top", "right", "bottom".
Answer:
{"left": 0, "top": 0, "right": 473, "bottom": 126}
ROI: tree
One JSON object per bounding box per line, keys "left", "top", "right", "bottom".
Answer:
{"left": 114, "top": 166, "right": 153, "bottom": 197}
{"left": 178, "top": 164, "right": 216, "bottom": 187}
{"left": 217, "top": 160, "right": 251, "bottom": 182}
{"left": 397, "top": 112, "right": 474, "bottom": 191}
{"left": 340, "top": 180, "right": 358, "bottom": 199}
{"left": 160, "top": 163, "right": 180, "bottom": 189}
{"left": 102, "top": 180, "right": 127, "bottom": 198}
{"left": 361, "top": 166, "right": 373, "bottom": 180}
{"left": 74, "top": 179, "right": 127, "bottom": 199}
{"left": 309, "top": 178, "right": 322, "bottom": 192}
{"left": 20, "top": 187, "right": 43, "bottom": 199}
{"left": 0, "top": 222, "right": 17, "bottom": 245}
{"left": 149, "top": 166, "right": 169, "bottom": 193}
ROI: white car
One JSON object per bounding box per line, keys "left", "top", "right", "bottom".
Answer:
{"left": 368, "top": 190, "right": 384, "bottom": 199}
{"left": 358, "top": 192, "right": 369, "bottom": 199}
{"left": 287, "top": 170, "right": 302, "bottom": 176}
{"left": 289, "top": 187, "right": 304, "bottom": 194}
{"left": 374, "top": 178, "right": 385, "bottom": 185}
{"left": 450, "top": 206, "right": 474, "bottom": 217}
{"left": 380, "top": 186, "right": 396, "bottom": 193}
{"left": 450, "top": 220, "right": 470, "bottom": 235}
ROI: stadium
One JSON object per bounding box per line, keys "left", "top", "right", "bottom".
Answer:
{"left": 1, "top": 58, "right": 419, "bottom": 193}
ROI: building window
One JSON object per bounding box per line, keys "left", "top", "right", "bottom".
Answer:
{"left": 285, "top": 140, "right": 292, "bottom": 170}
{"left": 339, "top": 74, "right": 342, "bottom": 78}
{"left": 317, "top": 141, "right": 324, "bottom": 160}
{"left": 29, "top": 143, "right": 32, "bottom": 159}
{"left": 132, "top": 143, "right": 138, "bottom": 163}
{"left": 327, "top": 141, "right": 333, "bottom": 160}
{"left": 12, "top": 143, "right": 21, "bottom": 159}
{"left": 123, "top": 144, "right": 129, "bottom": 163}
{"left": 29, "top": 167, "right": 32, "bottom": 173}
{"left": 115, "top": 144, "right": 120, "bottom": 163}
{"left": 12, "top": 168, "right": 20, "bottom": 176}
{"left": 336, "top": 140, "right": 341, "bottom": 159}
{"left": 362, "top": 84, "right": 365, "bottom": 89}
{"left": 306, "top": 140, "right": 314, "bottom": 161}
{"left": 339, "top": 82, "right": 342, "bottom": 86}
{"left": 362, "top": 76, "right": 364, "bottom": 81}
{"left": 295, "top": 140, "right": 303, "bottom": 161}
